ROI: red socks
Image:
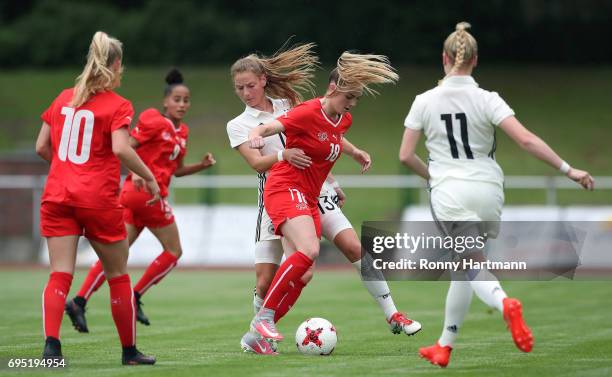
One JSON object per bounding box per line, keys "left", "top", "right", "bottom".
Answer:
{"left": 133, "top": 251, "right": 178, "bottom": 296}
{"left": 77, "top": 250, "right": 178, "bottom": 302}
{"left": 42, "top": 272, "right": 73, "bottom": 339}
{"left": 77, "top": 260, "right": 106, "bottom": 300}
{"left": 263, "top": 251, "right": 313, "bottom": 311}
{"left": 274, "top": 279, "right": 306, "bottom": 322}
{"left": 108, "top": 274, "right": 135, "bottom": 347}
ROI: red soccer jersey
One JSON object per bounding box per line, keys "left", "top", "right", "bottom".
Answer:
{"left": 127, "top": 108, "right": 188, "bottom": 197}
{"left": 269, "top": 97, "right": 352, "bottom": 203}
{"left": 40, "top": 88, "right": 134, "bottom": 209}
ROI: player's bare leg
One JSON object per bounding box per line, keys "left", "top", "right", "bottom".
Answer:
{"left": 65, "top": 225, "right": 143, "bottom": 333}
{"left": 333, "top": 228, "right": 422, "bottom": 336}
{"left": 250, "top": 216, "right": 318, "bottom": 342}
{"left": 254, "top": 262, "right": 278, "bottom": 313}
{"left": 132, "top": 222, "right": 182, "bottom": 326}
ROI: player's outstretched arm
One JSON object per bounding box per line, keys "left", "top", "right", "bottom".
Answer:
{"left": 174, "top": 152, "right": 216, "bottom": 177}
{"left": 499, "top": 116, "right": 594, "bottom": 190}
{"left": 111, "top": 127, "right": 161, "bottom": 204}
{"left": 247, "top": 120, "right": 285, "bottom": 149}
{"left": 35, "top": 122, "right": 52, "bottom": 163}
{"left": 399, "top": 128, "right": 430, "bottom": 180}
{"left": 342, "top": 138, "right": 372, "bottom": 173}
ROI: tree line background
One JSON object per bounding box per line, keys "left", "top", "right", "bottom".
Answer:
{"left": 1, "top": 0, "right": 611, "bottom": 68}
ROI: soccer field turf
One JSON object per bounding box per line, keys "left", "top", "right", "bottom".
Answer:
{"left": 0, "top": 269, "right": 611, "bottom": 376}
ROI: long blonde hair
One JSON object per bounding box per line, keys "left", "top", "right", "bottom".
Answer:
{"left": 440, "top": 22, "right": 478, "bottom": 83}
{"left": 71, "top": 31, "right": 123, "bottom": 107}
{"left": 330, "top": 52, "right": 399, "bottom": 96}
{"left": 230, "top": 42, "right": 319, "bottom": 107}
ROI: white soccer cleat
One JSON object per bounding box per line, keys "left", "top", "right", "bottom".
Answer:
{"left": 387, "top": 312, "right": 422, "bottom": 336}
{"left": 240, "top": 331, "right": 278, "bottom": 355}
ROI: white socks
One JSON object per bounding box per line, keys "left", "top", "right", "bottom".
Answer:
{"left": 439, "top": 280, "right": 473, "bottom": 347}
{"left": 468, "top": 270, "right": 506, "bottom": 312}
{"left": 352, "top": 259, "right": 398, "bottom": 320}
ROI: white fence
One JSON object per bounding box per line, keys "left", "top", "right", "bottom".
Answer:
{"left": 1, "top": 174, "right": 611, "bottom": 243}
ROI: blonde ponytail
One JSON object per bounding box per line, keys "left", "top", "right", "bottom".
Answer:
{"left": 439, "top": 22, "right": 478, "bottom": 84}
{"left": 71, "top": 31, "right": 123, "bottom": 107}
{"left": 331, "top": 52, "right": 399, "bottom": 96}
{"left": 230, "top": 41, "right": 319, "bottom": 107}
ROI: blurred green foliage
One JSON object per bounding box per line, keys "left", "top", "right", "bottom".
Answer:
{"left": 1, "top": 0, "right": 611, "bottom": 67}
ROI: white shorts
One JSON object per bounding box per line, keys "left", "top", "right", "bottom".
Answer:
{"left": 318, "top": 192, "right": 352, "bottom": 242}
{"left": 430, "top": 178, "right": 504, "bottom": 237}
{"left": 253, "top": 206, "right": 283, "bottom": 264}
{"left": 253, "top": 192, "right": 353, "bottom": 265}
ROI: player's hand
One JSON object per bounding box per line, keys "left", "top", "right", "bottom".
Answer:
{"left": 132, "top": 173, "right": 145, "bottom": 191}
{"left": 567, "top": 168, "right": 594, "bottom": 190}
{"left": 201, "top": 152, "right": 216, "bottom": 168}
{"left": 249, "top": 136, "right": 265, "bottom": 149}
{"left": 145, "top": 179, "right": 161, "bottom": 205}
{"left": 334, "top": 186, "right": 346, "bottom": 208}
{"left": 284, "top": 148, "right": 312, "bottom": 169}
{"left": 352, "top": 148, "right": 372, "bottom": 173}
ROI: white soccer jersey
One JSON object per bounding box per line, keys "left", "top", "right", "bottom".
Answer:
{"left": 404, "top": 75, "right": 514, "bottom": 188}
{"left": 227, "top": 97, "right": 290, "bottom": 155}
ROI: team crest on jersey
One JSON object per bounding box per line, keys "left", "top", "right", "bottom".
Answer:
{"left": 317, "top": 131, "right": 328, "bottom": 142}
{"left": 162, "top": 131, "right": 171, "bottom": 141}
{"left": 296, "top": 202, "right": 308, "bottom": 211}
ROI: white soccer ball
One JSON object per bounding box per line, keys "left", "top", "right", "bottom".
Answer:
{"left": 295, "top": 317, "right": 337, "bottom": 355}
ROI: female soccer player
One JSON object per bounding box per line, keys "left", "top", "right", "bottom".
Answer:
{"left": 398, "top": 22, "right": 594, "bottom": 368}
{"left": 245, "top": 52, "right": 401, "bottom": 348}
{"left": 227, "top": 45, "right": 421, "bottom": 354}
{"left": 65, "top": 68, "right": 216, "bottom": 331}
{"left": 36, "top": 31, "right": 159, "bottom": 364}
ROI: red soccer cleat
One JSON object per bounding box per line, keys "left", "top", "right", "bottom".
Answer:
{"left": 419, "top": 342, "right": 452, "bottom": 368}
{"left": 503, "top": 298, "right": 534, "bottom": 353}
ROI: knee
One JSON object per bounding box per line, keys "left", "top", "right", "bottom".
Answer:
{"left": 166, "top": 245, "right": 182, "bottom": 259}
{"left": 103, "top": 266, "right": 127, "bottom": 279}
{"left": 345, "top": 240, "right": 362, "bottom": 263}
{"left": 299, "top": 240, "right": 320, "bottom": 260}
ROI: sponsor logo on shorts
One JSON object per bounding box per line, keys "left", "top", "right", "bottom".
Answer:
{"left": 296, "top": 202, "right": 308, "bottom": 211}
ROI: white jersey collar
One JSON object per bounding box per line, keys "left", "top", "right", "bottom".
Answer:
{"left": 245, "top": 97, "right": 284, "bottom": 118}
{"left": 440, "top": 75, "right": 479, "bottom": 88}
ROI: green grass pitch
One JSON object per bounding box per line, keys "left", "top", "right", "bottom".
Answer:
{"left": 1, "top": 269, "right": 611, "bottom": 376}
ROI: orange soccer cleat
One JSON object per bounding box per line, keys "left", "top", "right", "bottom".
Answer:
{"left": 503, "top": 298, "right": 534, "bottom": 353}
{"left": 419, "top": 342, "right": 452, "bottom": 368}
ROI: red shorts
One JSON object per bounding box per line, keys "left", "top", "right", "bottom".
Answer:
{"left": 263, "top": 187, "right": 321, "bottom": 238}
{"left": 40, "top": 202, "right": 126, "bottom": 243}
{"left": 120, "top": 185, "right": 174, "bottom": 229}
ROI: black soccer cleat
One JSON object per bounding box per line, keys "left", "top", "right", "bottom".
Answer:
{"left": 42, "top": 336, "right": 62, "bottom": 359}
{"left": 122, "top": 346, "right": 156, "bottom": 365}
{"left": 135, "top": 295, "right": 150, "bottom": 326}
{"left": 65, "top": 297, "right": 89, "bottom": 333}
